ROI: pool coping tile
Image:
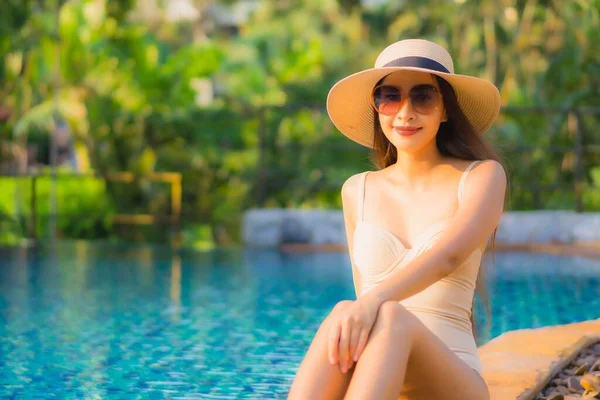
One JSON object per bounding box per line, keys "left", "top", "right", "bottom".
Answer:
{"left": 478, "top": 318, "right": 600, "bottom": 400}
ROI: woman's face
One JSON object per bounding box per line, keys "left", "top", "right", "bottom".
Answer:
{"left": 375, "top": 70, "right": 446, "bottom": 154}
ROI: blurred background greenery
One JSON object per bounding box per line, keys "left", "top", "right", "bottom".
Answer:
{"left": 0, "top": 0, "right": 599, "bottom": 249}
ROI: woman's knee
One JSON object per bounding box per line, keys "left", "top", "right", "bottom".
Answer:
{"left": 313, "top": 300, "right": 353, "bottom": 335}
{"left": 321, "top": 300, "right": 354, "bottom": 328}
{"left": 374, "top": 301, "right": 417, "bottom": 337}
{"left": 331, "top": 300, "right": 354, "bottom": 314}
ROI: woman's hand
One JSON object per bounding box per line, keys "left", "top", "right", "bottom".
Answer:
{"left": 328, "top": 293, "right": 382, "bottom": 373}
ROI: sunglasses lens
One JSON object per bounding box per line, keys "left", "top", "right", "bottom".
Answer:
{"left": 410, "top": 87, "right": 440, "bottom": 114}
{"left": 373, "top": 86, "right": 401, "bottom": 116}
{"left": 372, "top": 85, "right": 441, "bottom": 115}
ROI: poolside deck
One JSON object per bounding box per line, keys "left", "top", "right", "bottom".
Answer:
{"left": 478, "top": 319, "right": 600, "bottom": 400}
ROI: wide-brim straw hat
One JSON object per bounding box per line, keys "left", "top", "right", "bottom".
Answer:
{"left": 326, "top": 39, "right": 501, "bottom": 148}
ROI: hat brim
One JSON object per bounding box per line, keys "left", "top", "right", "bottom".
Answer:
{"left": 326, "top": 66, "right": 501, "bottom": 148}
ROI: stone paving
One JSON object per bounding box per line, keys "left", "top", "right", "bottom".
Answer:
{"left": 535, "top": 341, "right": 600, "bottom": 399}
{"left": 478, "top": 319, "right": 600, "bottom": 400}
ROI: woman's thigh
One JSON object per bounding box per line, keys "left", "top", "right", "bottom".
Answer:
{"left": 288, "top": 300, "right": 356, "bottom": 399}
{"left": 396, "top": 307, "right": 490, "bottom": 400}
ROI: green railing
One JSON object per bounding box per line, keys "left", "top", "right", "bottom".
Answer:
{"left": 0, "top": 172, "right": 182, "bottom": 246}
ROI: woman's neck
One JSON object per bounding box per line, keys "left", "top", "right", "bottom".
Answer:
{"left": 388, "top": 145, "right": 445, "bottom": 188}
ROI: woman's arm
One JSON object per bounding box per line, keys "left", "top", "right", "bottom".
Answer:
{"left": 341, "top": 174, "right": 363, "bottom": 299}
{"left": 364, "top": 160, "right": 507, "bottom": 305}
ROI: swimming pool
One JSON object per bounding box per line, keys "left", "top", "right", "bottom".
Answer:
{"left": 1, "top": 243, "right": 599, "bottom": 398}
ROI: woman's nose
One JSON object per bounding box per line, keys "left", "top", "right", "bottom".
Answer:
{"left": 394, "top": 97, "right": 415, "bottom": 120}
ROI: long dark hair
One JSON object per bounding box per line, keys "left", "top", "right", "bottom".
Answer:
{"left": 370, "top": 75, "right": 508, "bottom": 339}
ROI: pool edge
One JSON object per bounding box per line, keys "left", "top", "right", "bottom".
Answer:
{"left": 478, "top": 319, "right": 600, "bottom": 400}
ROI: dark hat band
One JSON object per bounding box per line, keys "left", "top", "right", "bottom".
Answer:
{"left": 383, "top": 56, "right": 450, "bottom": 74}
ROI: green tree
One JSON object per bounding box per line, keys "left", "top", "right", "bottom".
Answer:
{"left": 1, "top": 0, "right": 598, "bottom": 246}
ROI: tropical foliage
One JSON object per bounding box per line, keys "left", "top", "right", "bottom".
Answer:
{"left": 0, "top": 0, "right": 599, "bottom": 247}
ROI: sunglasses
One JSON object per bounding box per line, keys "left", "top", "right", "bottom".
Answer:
{"left": 370, "top": 84, "right": 442, "bottom": 116}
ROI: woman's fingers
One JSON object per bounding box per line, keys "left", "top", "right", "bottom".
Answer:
{"left": 328, "top": 322, "right": 341, "bottom": 365}
{"left": 348, "top": 322, "right": 361, "bottom": 364}
{"left": 338, "top": 318, "right": 351, "bottom": 373}
{"left": 353, "top": 328, "right": 369, "bottom": 362}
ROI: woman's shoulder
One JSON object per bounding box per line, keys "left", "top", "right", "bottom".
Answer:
{"left": 341, "top": 171, "right": 376, "bottom": 223}
{"left": 448, "top": 158, "right": 505, "bottom": 175}
{"left": 456, "top": 159, "right": 507, "bottom": 200}
{"left": 341, "top": 172, "right": 365, "bottom": 200}
{"left": 469, "top": 159, "right": 507, "bottom": 184}
{"left": 341, "top": 171, "right": 375, "bottom": 208}
{"left": 462, "top": 159, "right": 506, "bottom": 179}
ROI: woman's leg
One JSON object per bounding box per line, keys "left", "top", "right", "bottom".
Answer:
{"left": 344, "top": 301, "right": 490, "bottom": 400}
{"left": 288, "top": 300, "right": 356, "bottom": 400}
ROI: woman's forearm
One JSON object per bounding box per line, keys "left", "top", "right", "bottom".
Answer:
{"left": 364, "top": 247, "right": 454, "bottom": 306}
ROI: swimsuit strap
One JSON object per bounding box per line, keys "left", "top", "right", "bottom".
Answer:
{"left": 458, "top": 161, "right": 482, "bottom": 203}
{"left": 357, "top": 171, "right": 370, "bottom": 222}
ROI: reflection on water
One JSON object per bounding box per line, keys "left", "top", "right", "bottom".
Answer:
{"left": 170, "top": 254, "right": 181, "bottom": 321}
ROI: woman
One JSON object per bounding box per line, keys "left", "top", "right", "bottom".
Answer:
{"left": 288, "top": 39, "right": 506, "bottom": 400}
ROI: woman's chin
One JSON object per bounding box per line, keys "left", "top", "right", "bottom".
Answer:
{"left": 388, "top": 136, "right": 424, "bottom": 152}
{"left": 385, "top": 130, "right": 436, "bottom": 153}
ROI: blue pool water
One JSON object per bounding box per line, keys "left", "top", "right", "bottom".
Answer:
{"left": 1, "top": 242, "right": 599, "bottom": 398}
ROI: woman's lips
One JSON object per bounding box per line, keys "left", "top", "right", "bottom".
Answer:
{"left": 393, "top": 126, "right": 421, "bottom": 136}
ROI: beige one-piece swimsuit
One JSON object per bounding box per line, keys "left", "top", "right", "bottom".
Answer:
{"left": 352, "top": 160, "right": 485, "bottom": 375}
